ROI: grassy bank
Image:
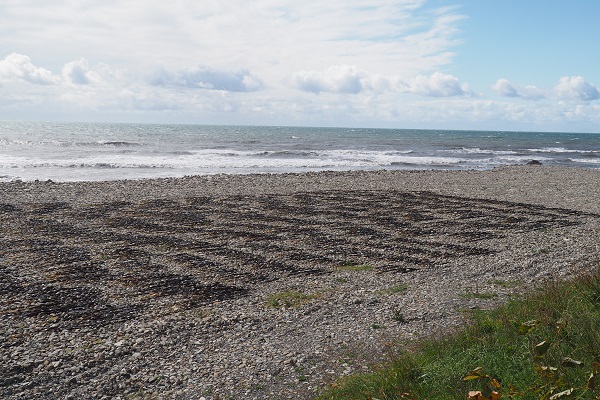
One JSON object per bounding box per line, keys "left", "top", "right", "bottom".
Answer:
{"left": 316, "top": 267, "right": 600, "bottom": 400}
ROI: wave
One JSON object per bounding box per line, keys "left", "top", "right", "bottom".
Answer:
{"left": 527, "top": 147, "right": 600, "bottom": 154}
{"left": 2, "top": 146, "right": 598, "bottom": 182}
{"left": 96, "top": 141, "right": 141, "bottom": 147}
{"left": 444, "top": 147, "right": 600, "bottom": 156}
{"left": 0, "top": 148, "right": 561, "bottom": 171}
{"left": 447, "top": 147, "right": 518, "bottom": 155}
{"left": 0, "top": 139, "right": 43, "bottom": 147}
{"left": 0, "top": 148, "right": 590, "bottom": 168}
{"left": 55, "top": 140, "right": 142, "bottom": 147}
{"left": 1, "top": 139, "right": 142, "bottom": 148}
{"left": 0, "top": 150, "right": 464, "bottom": 171}
{"left": 568, "top": 158, "right": 600, "bottom": 164}
{"left": 252, "top": 150, "right": 320, "bottom": 158}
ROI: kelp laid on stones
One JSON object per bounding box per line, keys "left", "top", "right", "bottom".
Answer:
{"left": 0, "top": 185, "right": 598, "bottom": 400}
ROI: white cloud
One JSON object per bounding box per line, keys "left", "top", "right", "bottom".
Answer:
{"left": 354, "top": 98, "right": 600, "bottom": 131}
{"left": 62, "top": 58, "right": 103, "bottom": 85}
{"left": 292, "top": 66, "right": 469, "bottom": 97}
{"left": 407, "top": 72, "right": 470, "bottom": 97}
{"left": 554, "top": 76, "right": 599, "bottom": 101}
{"left": 492, "top": 79, "right": 518, "bottom": 97}
{"left": 291, "top": 65, "right": 372, "bottom": 94}
{"left": 0, "top": 53, "right": 111, "bottom": 88}
{"left": 493, "top": 76, "right": 600, "bottom": 102}
{"left": 492, "top": 79, "right": 545, "bottom": 100}
{"left": 0, "top": 1, "right": 464, "bottom": 83}
{"left": 0, "top": 53, "right": 57, "bottom": 85}
{"left": 2, "top": 1, "right": 598, "bottom": 131}
{"left": 0, "top": 0, "right": 469, "bottom": 122}
{"left": 148, "top": 66, "right": 263, "bottom": 92}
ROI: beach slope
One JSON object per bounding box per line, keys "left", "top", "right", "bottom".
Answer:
{"left": 1, "top": 166, "right": 599, "bottom": 399}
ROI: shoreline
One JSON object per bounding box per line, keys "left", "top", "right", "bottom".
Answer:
{"left": 1, "top": 165, "right": 599, "bottom": 399}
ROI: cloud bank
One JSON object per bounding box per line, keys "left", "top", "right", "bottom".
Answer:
{"left": 492, "top": 79, "right": 544, "bottom": 100}
{"left": 291, "top": 66, "right": 383, "bottom": 95}
{"left": 148, "top": 66, "right": 263, "bottom": 92}
{"left": 493, "top": 76, "right": 599, "bottom": 102}
{"left": 0, "top": 1, "right": 599, "bottom": 131}
{"left": 62, "top": 59, "right": 104, "bottom": 86}
{"left": 0, "top": 53, "right": 56, "bottom": 85}
{"left": 555, "top": 76, "right": 600, "bottom": 101}
{"left": 2, "top": 50, "right": 598, "bottom": 131}
{"left": 292, "top": 66, "right": 470, "bottom": 97}
{"left": 407, "top": 72, "right": 471, "bottom": 97}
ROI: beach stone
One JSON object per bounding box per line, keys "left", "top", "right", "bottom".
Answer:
{"left": 0, "top": 167, "right": 599, "bottom": 399}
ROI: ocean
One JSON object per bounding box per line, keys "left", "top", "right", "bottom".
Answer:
{"left": 1, "top": 121, "right": 599, "bottom": 182}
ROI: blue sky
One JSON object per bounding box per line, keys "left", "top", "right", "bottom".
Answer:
{"left": 1, "top": 0, "right": 599, "bottom": 132}
{"left": 452, "top": 1, "right": 599, "bottom": 87}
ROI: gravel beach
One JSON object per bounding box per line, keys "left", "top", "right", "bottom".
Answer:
{"left": 1, "top": 165, "right": 599, "bottom": 399}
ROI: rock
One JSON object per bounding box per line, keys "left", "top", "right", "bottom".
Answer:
{"left": 527, "top": 160, "right": 542, "bottom": 165}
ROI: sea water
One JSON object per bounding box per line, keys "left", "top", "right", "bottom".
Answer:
{"left": 0, "top": 121, "right": 599, "bottom": 182}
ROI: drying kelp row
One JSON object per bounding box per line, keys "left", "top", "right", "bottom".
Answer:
{"left": 0, "top": 190, "right": 592, "bottom": 330}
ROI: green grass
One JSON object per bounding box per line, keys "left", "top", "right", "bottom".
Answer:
{"left": 265, "top": 290, "right": 318, "bottom": 309}
{"left": 461, "top": 291, "right": 498, "bottom": 300}
{"left": 488, "top": 279, "right": 522, "bottom": 288}
{"left": 377, "top": 283, "right": 410, "bottom": 296}
{"left": 315, "top": 268, "right": 600, "bottom": 400}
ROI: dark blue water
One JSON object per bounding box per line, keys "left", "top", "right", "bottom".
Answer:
{"left": 0, "top": 121, "right": 598, "bottom": 181}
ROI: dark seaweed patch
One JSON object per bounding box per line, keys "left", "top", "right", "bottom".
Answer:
{"left": 28, "top": 202, "right": 71, "bottom": 215}
{"left": 1, "top": 188, "right": 596, "bottom": 330}
{"left": 0, "top": 203, "right": 20, "bottom": 213}
{"left": 17, "top": 284, "right": 140, "bottom": 328}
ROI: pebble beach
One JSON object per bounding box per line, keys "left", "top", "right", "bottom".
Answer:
{"left": 1, "top": 165, "right": 600, "bottom": 399}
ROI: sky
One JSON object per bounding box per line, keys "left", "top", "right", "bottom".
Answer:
{"left": 1, "top": 0, "right": 599, "bottom": 132}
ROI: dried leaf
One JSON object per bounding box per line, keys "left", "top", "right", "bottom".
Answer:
{"left": 467, "top": 391, "right": 482, "bottom": 400}
{"left": 561, "top": 357, "right": 583, "bottom": 368}
{"left": 490, "top": 378, "right": 501, "bottom": 389}
{"left": 464, "top": 367, "right": 485, "bottom": 381}
{"left": 536, "top": 365, "right": 558, "bottom": 373}
{"left": 535, "top": 340, "right": 551, "bottom": 356}
{"left": 549, "top": 388, "right": 574, "bottom": 399}
{"left": 467, "top": 390, "right": 501, "bottom": 400}
{"left": 587, "top": 371, "right": 595, "bottom": 390}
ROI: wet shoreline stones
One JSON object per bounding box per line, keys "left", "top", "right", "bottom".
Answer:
{"left": 1, "top": 166, "right": 599, "bottom": 399}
